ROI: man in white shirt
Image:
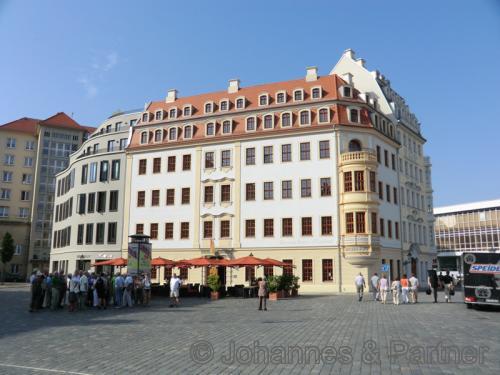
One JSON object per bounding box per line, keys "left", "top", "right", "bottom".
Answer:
{"left": 122, "top": 274, "right": 133, "bottom": 308}
{"left": 354, "top": 273, "right": 366, "bottom": 302}
{"left": 114, "top": 273, "right": 124, "bottom": 308}
{"left": 79, "top": 271, "right": 88, "bottom": 310}
{"left": 370, "top": 273, "right": 380, "bottom": 301}
{"left": 409, "top": 273, "right": 419, "bottom": 303}
{"left": 170, "top": 274, "right": 181, "bottom": 307}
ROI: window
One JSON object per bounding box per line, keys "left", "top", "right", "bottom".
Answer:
{"left": 300, "top": 142, "right": 310, "bottom": 160}
{"left": 281, "top": 180, "right": 292, "bottom": 199}
{"left": 183, "top": 106, "right": 191, "bottom": 117}
{"left": 96, "top": 223, "right": 105, "bottom": 244}
{"left": 263, "top": 146, "right": 273, "bottom": 164}
{"left": 142, "top": 113, "right": 149, "bottom": 123}
{"left": 20, "top": 191, "right": 30, "bottom": 201}
{"left": 0, "top": 206, "right": 8, "bottom": 217}
{"left": 376, "top": 146, "right": 381, "bottom": 163}
{"left": 346, "top": 213, "right": 354, "bottom": 233}
{"left": 2, "top": 171, "right": 12, "bottom": 182}
{"left": 108, "top": 222, "right": 117, "bottom": 244}
{"left": 378, "top": 181, "right": 383, "bottom": 199}
{"left": 371, "top": 213, "right": 377, "bottom": 233}
{"left": 6, "top": 138, "right": 16, "bottom": 148}
{"left": 85, "top": 224, "right": 93, "bottom": 244}
{"left": 108, "top": 139, "right": 116, "bottom": 152}
{"left": 109, "top": 190, "right": 118, "bottom": 211}
{"left": 319, "top": 141, "right": 330, "bottom": 159}
{"left": 246, "top": 117, "right": 256, "bottom": 132}
{"left": 281, "top": 144, "right": 292, "bottom": 162}
{"left": 140, "top": 131, "right": 148, "bottom": 144}
{"left": 355, "top": 212, "right": 365, "bottom": 233}
{"left": 18, "top": 208, "right": 29, "bottom": 218}
{"left": 246, "top": 148, "right": 255, "bottom": 165}
{"left": 276, "top": 92, "right": 286, "bottom": 103}
{"left": 182, "top": 154, "right": 191, "bottom": 170}
{"left": 349, "top": 108, "right": 359, "bottom": 123}
{"left": 391, "top": 154, "right": 396, "bottom": 170}
{"left": 393, "top": 187, "right": 398, "bottom": 205}
{"left": 77, "top": 224, "right": 84, "bottom": 245}
{"left": 388, "top": 220, "right": 393, "bottom": 238}
{"left": 203, "top": 221, "right": 213, "bottom": 238}
{"left": 222, "top": 120, "right": 232, "bottom": 134}
{"left": 97, "top": 191, "right": 106, "bottom": 213}
{"left": 136, "top": 223, "right": 144, "bottom": 235}
{"left": 155, "top": 111, "right": 163, "bottom": 121}
{"left": 204, "top": 186, "right": 213, "bottom": 203}
{"left": 236, "top": 98, "right": 245, "bottom": 109}
{"left": 119, "top": 138, "right": 127, "bottom": 150}
{"left": 245, "top": 183, "right": 255, "bottom": 201}
{"left": 169, "top": 127, "right": 177, "bottom": 141}
{"left": 318, "top": 108, "right": 329, "bottom": 123}
{"left": 264, "top": 265, "right": 274, "bottom": 277}
{"left": 354, "top": 171, "right": 364, "bottom": 191}
{"left": 395, "top": 222, "right": 400, "bottom": 240}
{"left": 137, "top": 191, "right": 145, "bottom": 207}
{"left": 281, "top": 112, "right": 291, "bottom": 127}
{"left": 22, "top": 173, "right": 32, "bottom": 184}
{"left": 25, "top": 140, "right": 34, "bottom": 150}
{"left": 263, "top": 182, "right": 273, "bottom": 200}
{"left": 299, "top": 110, "right": 310, "bottom": 125}
{"left": 167, "top": 156, "right": 176, "bottom": 172}
{"left": 24, "top": 157, "right": 33, "bottom": 167}
{"left": 204, "top": 102, "right": 213, "bottom": 113}
{"left": 380, "top": 218, "right": 385, "bottom": 237}
{"left": 0, "top": 189, "right": 10, "bottom": 200}
{"left": 343, "top": 86, "right": 352, "bottom": 97}
{"left": 320, "top": 178, "right": 331, "bottom": 196}
{"left": 81, "top": 165, "right": 88, "bottom": 185}
{"left": 264, "top": 219, "right": 274, "bottom": 237}
{"left": 165, "top": 223, "right": 173, "bottom": 239}
{"left": 179, "top": 268, "right": 188, "bottom": 280}
{"left": 221, "top": 150, "right": 231, "bottom": 167}
{"left": 282, "top": 218, "right": 293, "bottom": 236}
{"left": 221, "top": 185, "right": 231, "bottom": 202}
{"left": 4, "top": 155, "right": 14, "bottom": 165}
{"left": 87, "top": 192, "right": 95, "bottom": 213}
{"left": 206, "top": 122, "right": 215, "bottom": 136}
{"left": 384, "top": 150, "right": 389, "bottom": 167}
{"left": 153, "top": 158, "right": 161, "bottom": 173}
{"left": 99, "top": 161, "right": 109, "bottom": 182}
{"left": 386, "top": 184, "right": 391, "bottom": 202}
{"left": 301, "top": 179, "right": 311, "bottom": 197}
{"left": 183, "top": 125, "right": 192, "bottom": 139}
{"left": 263, "top": 114, "right": 273, "bottom": 129}
{"left": 245, "top": 266, "right": 255, "bottom": 282}
{"left": 312, "top": 87, "right": 321, "bottom": 99}
{"left": 322, "top": 216, "right": 332, "bottom": 235}
{"left": 166, "top": 189, "right": 175, "bottom": 205}
{"left": 322, "top": 259, "right": 333, "bottom": 282}
{"left": 181, "top": 188, "right": 190, "bottom": 204}
{"left": 150, "top": 223, "right": 159, "bottom": 240}
{"left": 151, "top": 190, "right": 160, "bottom": 206}
{"left": 293, "top": 89, "right": 303, "bottom": 101}
{"left": 369, "top": 171, "right": 376, "bottom": 192}
{"left": 302, "top": 217, "right": 312, "bottom": 236}
{"left": 259, "top": 94, "right": 268, "bottom": 106}
{"left": 302, "top": 259, "right": 313, "bottom": 282}
{"left": 138, "top": 159, "right": 147, "bottom": 175}
{"left": 245, "top": 220, "right": 255, "bottom": 237}
{"left": 220, "top": 220, "right": 230, "bottom": 238}
{"left": 205, "top": 152, "right": 214, "bottom": 169}
{"left": 111, "top": 160, "right": 120, "bottom": 180}
{"left": 180, "top": 222, "right": 189, "bottom": 239}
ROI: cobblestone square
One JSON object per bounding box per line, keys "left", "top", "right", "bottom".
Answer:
{"left": 0, "top": 285, "right": 499, "bottom": 375}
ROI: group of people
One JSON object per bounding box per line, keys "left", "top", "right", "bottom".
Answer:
{"left": 29, "top": 270, "right": 152, "bottom": 312}
{"left": 355, "top": 272, "right": 420, "bottom": 305}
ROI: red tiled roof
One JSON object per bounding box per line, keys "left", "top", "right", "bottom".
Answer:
{"left": 39, "top": 112, "right": 84, "bottom": 130}
{"left": 0, "top": 113, "right": 94, "bottom": 136}
{"left": 0, "top": 117, "right": 40, "bottom": 135}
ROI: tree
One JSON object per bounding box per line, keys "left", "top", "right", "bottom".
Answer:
{"left": 1, "top": 232, "right": 15, "bottom": 282}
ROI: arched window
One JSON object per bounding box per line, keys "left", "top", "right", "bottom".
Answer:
{"left": 264, "top": 115, "right": 273, "bottom": 129}
{"left": 205, "top": 103, "right": 213, "bottom": 113}
{"left": 155, "top": 111, "right": 163, "bottom": 121}
{"left": 140, "top": 131, "right": 148, "bottom": 144}
{"left": 318, "top": 108, "right": 329, "bottom": 123}
{"left": 259, "top": 94, "right": 268, "bottom": 106}
{"left": 222, "top": 120, "right": 231, "bottom": 134}
{"left": 206, "top": 122, "right": 215, "bottom": 136}
{"left": 142, "top": 113, "right": 149, "bottom": 122}
{"left": 349, "top": 108, "right": 360, "bottom": 123}
{"left": 300, "top": 110, "right": 310, "bottom": 125}
{"left": 348, "top": 139, "right": 362, "bottom": 152}
{"left": 169, "top": 127, "right": 177, "bottom": 141}
{"left": 154, "top": 129, "right": 162, "bottom": 142}
{"left": 184, "top": 125, "right": 192, "bottom": 139}
{"left": 169, "top": 108, "right": 177, "bottom": 118}
{"left": 281, "top": 112, "right": 291, "bottom": 127}
{"left": 246, "top": 117, "right": 256, "bottom": 131}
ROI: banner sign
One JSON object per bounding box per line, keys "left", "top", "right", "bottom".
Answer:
{"left": 128, "top": 242, "right": 152, "bottom": 276}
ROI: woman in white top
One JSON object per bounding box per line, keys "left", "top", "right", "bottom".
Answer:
{"left": 391, "top": 277, "right": 401, "bottom": 305}
{"left": 379, "top": 274, "right": 389, "bottom": 304}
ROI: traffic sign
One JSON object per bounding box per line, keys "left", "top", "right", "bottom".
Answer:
{"left": 380, "top": 264, "right": 390, "bottom": 273}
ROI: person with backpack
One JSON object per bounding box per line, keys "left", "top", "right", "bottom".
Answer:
{"left": 441, "top": 270, "right": 455, "bottom": 303}
{"left": 427, "top": 269, "right": 439, "bottom": 303}
{"left": 95, "top": 273, "right": 107, "bottom": 309}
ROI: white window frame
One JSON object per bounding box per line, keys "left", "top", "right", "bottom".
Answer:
{"left": 299, "top": 109, "right": 311, "bottom": 126}
{"left": 154, "top": 129, "right": 163, "bottom": 143}
{"left": 219, "top": 99, "right": 230, "bottom": 112}
{"left": 183, "top": 105, "right": 192, "bottom": 117}
{"left": 258, "top": 93, "right": 269, "bottom": 107}
{"left": 347, "top": 107, "right": 361, "bottom": 124}
{"left": 222, "top": 119, "right": 233, "bottom": 135}
{"left": 204, "top": 101, "right": 214, "bottom": 114}
{"left": 142, "top": 112, "right": 150, "bottom": 123}
{"left": 169, "top": 127, "right": 178, "bottom": 141}
{"left": 280, "top": 111, "right": 293, "bottom": 128}
{"left": 263, "top": 113, "right": 274, "bottom": 130}
{"left": 205, "top": 122, "right": 216, "bottom": 137}
{"left": 341, "top": 85, "right": 352, "bottom": 98}
{"left": 293, "top": 89, "right": 304, "bottom": 102}
{"left": 140, "top": 131, "right": 148, "bottom": 144}
{"left": 275, "top": 90, "right": 287, "bottom": 104}
{"left": 168, "top": 107, "right": 178, "bottom": 119}
{"left": 155, "top": 110, "right": 164, "bottom": 121}
{"left": 235, "top": 96, "right": 246, "bottom": 109}
{"left": 245, "top": 116, "right": 257, "bottom": 132}
{"left": 311, "top": 86, "right": 322, "bottom": 99}
{"left": 183, "top": 124, "right": 193, "bottom": 140}
{"left": 317, "top": 106, "right": 330, "bottom": 124}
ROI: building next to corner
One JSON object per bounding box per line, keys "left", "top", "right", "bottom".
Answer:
{"left": 332, "top": 49, "right": 436, "bottom": 283}
{"left": 122, "top": 64, "right": 407, "bottom": 293}
{"left": 50, "top": 110, "right": 140, "bottom": 274}
{"left": 0, "top": 113, "right": 92, "bottom": 279}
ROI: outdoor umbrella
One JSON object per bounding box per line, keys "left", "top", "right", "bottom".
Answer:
{"left": 185, "top": 257, "right": 231, "bottom": 267}
{"left": 263, "top": 258, "right": 295, "bottom": 267}
{"left": 226, "top": 254, "right": 274, "bottom": 267}
{"left": 151, "top": 257, "right": 176, "bottom": 267}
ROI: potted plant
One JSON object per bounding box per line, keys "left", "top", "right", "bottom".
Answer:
{"left": 207, "top": 273, "right": 221, "bottom": 300}
{"left": 267, "top": 275, "right": 279, "bottom": 301}
{"left": 291, "top": 276, "right": 300, "bottom": 297}
{"left": 278, "top": 274, "right": 294, "bottom": 298}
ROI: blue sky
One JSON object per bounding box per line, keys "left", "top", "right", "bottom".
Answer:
{"left": 0, "top": 0, "right": 499, "bottom": 207}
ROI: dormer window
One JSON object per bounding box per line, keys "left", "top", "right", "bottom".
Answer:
{"left": 281, "top": 112, "right": 292, "bottom": 127}
{"left": 183, "top": 106, "right": 192, "bottom": 117}
{"left": 349, "top": 108, "right": 360, "bottom": 123}
{"left": 246, "top": 116, "right": 256, "bottom": 132}
{"left": 343, "top": 86, "right": 352, "bottom": 98}
{"left": 293, "top": 89, "right": 304, "bottom": 102}
{"left": 206, "top": 122, "right": 215, "bottom": 136}
{"left": 299, "top": 110, "right": 310, "bottom": 126}
{"left": 220, "top": 100, "right": 229, "bottom": 111}
{"left": 154, "top": 129, "right": 162, "bottom": 142}
{"left": 205, "top": 102, "right": 213, "bottom": 114}
{"left": 276, "top": 91, "right": 286, "bottom": 104}
{"left": 311, "top": 87, "right": 322, "bottom": 99}
{"left": 318, "top": 108, "right": 329, "bottom": 124}
{"left": 184, "top": 125, "right": 193, "bottom": 139}
{"left": 140, "top": 131, "right": 148, "bottom": 144}
{"left": 259, "top": 94, "right": 269, "bottom": 106}
{"left": 263, "top": 114, "right": 274, "bottom": 130}
{"left": 155, "top": 111, "right": 163, "bottom": 121}
{"left": 142, "top": 113, "right": 149, "bottom": 123}
{"left": 236, "top": 97, "right": 245, "bottom": 109}
{"left": 169, "top": 108, "right": 177, "bottom": 119}
{"left": 222, "top": 120, "right": 232, "bottom": 134}
{"left": 169, "top": 127, "right": 177, "bottom": 141}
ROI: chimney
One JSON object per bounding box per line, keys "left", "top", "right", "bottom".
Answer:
{"left": 166, "top": 89, "right": 177, "bottom": 103}
{"left": 228, "top": 79, "right": 240, "bottom": 94}
{"left": 342, "top": 73, "right": 353, "bottom": 85}
{"left": 305, "top": 66, "right": 318, "bottom": 82}
{"left": 344, "top": 48, "right": 355, "bottom": 60}
{"left": 356, "top": 58, "right": 365, "bottom": 68}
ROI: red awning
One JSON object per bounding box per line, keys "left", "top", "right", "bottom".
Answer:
{"left": 92, "top": 257, "right": 127, "bottom": 267}
{"left": 151, "top": 257, "right": 176, "bottom": 267}
{"left": 263, "top": 258, "right": 295, "bottom": 267}
{"left": 226, "top": 255, "right": 274, "bottom": 267}
{"left": 180, "top": 257, "right": 231, "bottom": 267}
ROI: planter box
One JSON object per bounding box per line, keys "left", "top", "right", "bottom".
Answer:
{"left": 210, "top": 291, "right": 220, "bottom": 300}
{"left": 269, "top": 292, "right": 278, "bottom": 301}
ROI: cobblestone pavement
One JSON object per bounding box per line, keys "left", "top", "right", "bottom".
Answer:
{"left": 0, "top": 286, "right": 499, "bottom": 375}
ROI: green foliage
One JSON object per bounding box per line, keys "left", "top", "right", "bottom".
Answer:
{"left": 292, "top": 276, "right": 300, "bottom": 290}
{"left": 267, "top": 275, "right": 279, "bottom": 293}
{"left": 1, "top": 233, "right": 15, "bottom": 265}
{"left": 207, "top": 273, "right": 221, "bottom": 292}
{"left": 278, "top": 274, "right": 294, "bottom": 291}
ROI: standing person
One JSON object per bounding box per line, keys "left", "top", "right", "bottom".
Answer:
{"left": 354, "top": 273, "right": 366, "bottom": 302}
{"left": 441, "top": 270, "right": 454, "bottom": 303}
{"left": 50, "top": 272, "right": 61, "bottom": 310}
{"left": 169, "top": 273, "right": 181, "bottom": 307}
{"left": 370, "top": 273, "right": 380, "bottom": 301}
{"left": 122, "top": 273, "right": 133, "bottom": 308}
{"left": 409, "top": 273, "right": 419, "bottom": 303}
{"left": 143, "top": 274, "right": 151, "bottom": 306}
{"left": 43, "top": 273, "right": 52, "bottom": 308}
{"left": 379, "top": 274, "right": 389, "bottom": 304}
{"left": 134, "top": 275, "right": 144, "bottom": 306}
{"left": 95, "top": 273, "right": 107, "bottom": 309}
{"left": 400, "top": 274, "right": 410, "bottom": 304}
{"left": 257, "top": 277, "right": 268, "bottom": 311}
{"left": 391, "top": 277, "right": 401, "bottom": 305}
{"left": 29, "top": 272, "right": 44, "bottom": 312}
{"left": 79, "top": 271, "right": 88, "bottom": 310}
{"left": 67, "top": 273, "right": 78, "bottom": 312}
{"left": 114, "top": 273, "right": 124, "bottom": 308}
{"left": 427, "top": 269, "right": 439, "bottom": 303}
{"left": 59, "top": 272, "right": 68, "bottom": 307}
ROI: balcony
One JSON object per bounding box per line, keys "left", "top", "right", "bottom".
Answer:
{"left": 341, "top": 234, "right": 380, "bottom": 246}
{"left": 341, "top": 234, "right": 380, "bottom": 266}
{"left": 340, "top": 150, "right": 377, "bottom": 166}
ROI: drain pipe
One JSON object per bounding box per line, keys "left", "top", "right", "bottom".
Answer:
{"left": 335, "top": 129, "right": 342, "bottom": 293}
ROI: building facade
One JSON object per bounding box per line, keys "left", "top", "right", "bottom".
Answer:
{"left": 332, "top": 49, "right": 436, "bottom": 283}
{"left": 50, "top": 110, "right": 140, "bottom": 274}
{"left": 122, "top": 66, "right": 406, "bottom": 292}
